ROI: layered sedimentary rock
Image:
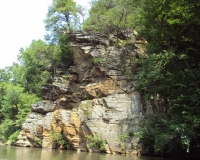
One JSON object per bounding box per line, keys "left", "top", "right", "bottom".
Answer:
{"left": 16, "top": 31, "right": 145, "bottom": 154}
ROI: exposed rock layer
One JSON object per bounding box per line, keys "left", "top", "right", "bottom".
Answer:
{"left": 16, "top": 31, "right": 146, "bottom": 154}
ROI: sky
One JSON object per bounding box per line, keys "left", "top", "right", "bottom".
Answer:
{"left": 0, "top": 0, "right": 90, "bottom": 69}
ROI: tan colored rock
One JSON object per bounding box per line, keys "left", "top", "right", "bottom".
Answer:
{"left": 105, "top": 144, "right": 112, "bottom": 154}
{"left": 83, "top": 78, "right": 120, "bottom": 98}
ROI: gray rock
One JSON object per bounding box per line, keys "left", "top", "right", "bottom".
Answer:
{"left": 77, "top": 92, "right": 142, "bottom": 153}
{"left": 31, "top": 101, "right": 57, "bottom": 113}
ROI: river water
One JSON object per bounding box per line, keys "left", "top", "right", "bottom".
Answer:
{"left": 0, "top": 145, "right": 178, "bottom": 160}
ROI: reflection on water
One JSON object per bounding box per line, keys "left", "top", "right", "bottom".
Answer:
{"left": 0, "top": 145, "right": 177, "bottom": 160}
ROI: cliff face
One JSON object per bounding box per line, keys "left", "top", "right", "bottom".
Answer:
{"left": 16, "top": 31, "right": 145, "bottom": 154}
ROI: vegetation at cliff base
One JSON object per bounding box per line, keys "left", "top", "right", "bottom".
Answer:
{"left": 50, "top": 130, "right": 72, "bottom": 149}
{"left": 87, "top": 135, "right": 106, "bottom": 152}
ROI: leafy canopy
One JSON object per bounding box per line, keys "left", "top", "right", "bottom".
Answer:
{"left": 134, "top": 0, "right": 200, "bottom": 157}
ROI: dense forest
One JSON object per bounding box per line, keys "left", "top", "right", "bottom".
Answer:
{"left": 0, "top": 0, "right": 200, "bottom": 158}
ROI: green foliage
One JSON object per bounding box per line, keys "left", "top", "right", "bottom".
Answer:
{"left": 79, "top": 100, "right": 93, "bottom": 116}
{"left": 118, "top": 133, "right": 129, "bottom": 151}
{"left": 61, "top": 74, "right": 70, "bottom": 80}
{"left": 135, "top": 50, "right": 176, "bottom": 99}
{"left": 0, "top": 1, "right": 199, "bottom": 158}
{"left": 35, "top": 137, "right": 43, "bottom": 146}
{"left": 44, "top": 0, "right": 85, "bottom": 42}
{"left": 135, "top": 45, "right": 200, "bottom": 155}
{"left": 17, "top": 40, "right": 51, "bottom": 96}
{"left": 44, "top": 0, "right": 77, "bottom": 39}
{"left": 0, "top": 82, "right": 39, "bottom": 141}
{"left": 50, "top": 130, "right": 63, "bottom": 142}
{"left": 0, "top": 83, "right": 40, "bottom": 125}
{"left": 92, "top": 57, "right": 104, "bottom": 64}
{"left": 57, "top": 33, "right": 72, "bottom": 68}
{"left": 133, "top": 0, "right": 200, "bottom": 157}
{"left": 0, "top": 119, "right": 19, "bottom": 141}
{"left": 87, "top": 135, "right": 106, "bottom": 151}
{"left": 137, "top": 115, "right": 193, "bottom": 156}
{"left": 118, "top": 131, "right": 135, "bottom": 152}
{"left": 50, "top": 130, "right": 72, "bottom": 149}
{"left": 139, "top": 0, "right": 200, "bottom": 55}
{"left": 84, "top": 0, "right": 143, "bottom": 33}
{"left": 17, "top": 38, "right": 72, "bottom": 95}
{"left": 0, "top": 67, "right": 12, "bottom": 82}
{"left": 118, "top": 131, "right": 135, "bottom": 143}
{"left": 8, "top": 130, "right": 20, "bottom": 143}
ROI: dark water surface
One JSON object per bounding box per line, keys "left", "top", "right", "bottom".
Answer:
{"left": 0, "top": 145, "right": 178, "bottom": 160}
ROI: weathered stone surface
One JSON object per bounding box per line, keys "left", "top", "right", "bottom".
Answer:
{"left": 31, "top": 101, "right": 57, "bottom": 113}
{"left": 41, "top": 78, "right": 73, "bottom": 101}
{"left": 16, "top": 112, "right": 54, "bottom": 148}
{"left": 17, "top": 32, "right": 145, "bottom": 154}
{"left": 55, "top": 93, "right": 80, "bottom": 109}
{"left": 82, "top": 78, "right": 120, "bottom": 98}
{"left": 73, "top": 46, "right": 93, "bottom": 71}
{"left": 69, "top": 66, "right": 78, "bottom": 74}
{"left": 78, "top": 92, "right": 142, "bottom": 153}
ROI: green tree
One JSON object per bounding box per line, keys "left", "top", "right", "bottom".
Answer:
{"left": 57, "top": 33, "right": 72, "bottom": 68}
{"left": 17, "top": 38, "right": 72, "bottom": 96}
{"left": 0, "top": 67, "right": 12, "bottom": 82}
{"left": 83, "top": 0, "right": 143, "bottom": 34}
{"left": 17, "top": 40, "right": 51, "bottom": 96}
{"left": 0, "top": 83, "right": 40, "bottom": 124}
{"left": 0, "top": 82, "right": 39, "bottom": 141}
{"left": 84, "top": 0, "right": 116, "bottom": 33}
{"left": 44, "top": 0, "right": 84, "bottom": 44}
{"left": 135, "top": 0, "right": 200, "bottom": 157}
{"left": 0, "top": 0, "right": 74, "bottom": 143}
{"left": 0, "top": 68, "right": 12, "bottom": 122}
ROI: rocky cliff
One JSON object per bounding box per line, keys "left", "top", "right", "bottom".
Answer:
{"left": 16, "top": 31, "right": 146, "bottom": 154}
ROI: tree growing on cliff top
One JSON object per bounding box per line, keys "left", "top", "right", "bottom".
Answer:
{"left": 44, "top": 0, "right": 86, "bottom": 44}
{"left": 17, "top": 39, "right": 71, "bottom": 95}
{"left": 83, "top": 0, "right": 143, "bottom": 34}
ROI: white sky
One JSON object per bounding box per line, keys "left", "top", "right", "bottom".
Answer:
{"left": 0, "top": 0, "right": 90, "bottom": 69}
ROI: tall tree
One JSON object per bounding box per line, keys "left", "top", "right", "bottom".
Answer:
{"left": 44, "top": 0, "right": 85, "bottom": 44}
{"left": 0, "top": 82, "right": 39, "bottom": 140}
{"left": 83, "top": 0, "right": 143, "bottom": 34}
{"left": 135, "top": 0, "right": 200, "bottom": 157}
{"left": 17, "top": 40, "right": 51, "bottom": 96}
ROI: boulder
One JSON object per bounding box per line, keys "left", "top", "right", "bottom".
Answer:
{"left": 31, "top": 101, "right": 57, "bottom": 114}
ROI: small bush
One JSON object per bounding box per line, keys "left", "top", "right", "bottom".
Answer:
{"left": 118, "top": 131, "right": 135, "bottom": 152}
{"left": 92, "top": 57, "right": 104, "bottom": 64}
{"left": 35, "top": 137, "right": 42, "bottom": 146}
{"left": 87, "top": 135, "right": 106, "bottom": 151}
{"left": 50, "top": 130, "right": 72, "bottom": 149}
{"left": 8, "top": 130, "right": 20, "bottom": 143}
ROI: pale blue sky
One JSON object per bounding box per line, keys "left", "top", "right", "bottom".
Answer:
{"left": 0, "top": 0, "right": 90, "bottom": 69}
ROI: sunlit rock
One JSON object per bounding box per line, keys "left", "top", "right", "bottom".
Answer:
{"left": 16, "top": 31, "right": 144, "bottom": 154}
